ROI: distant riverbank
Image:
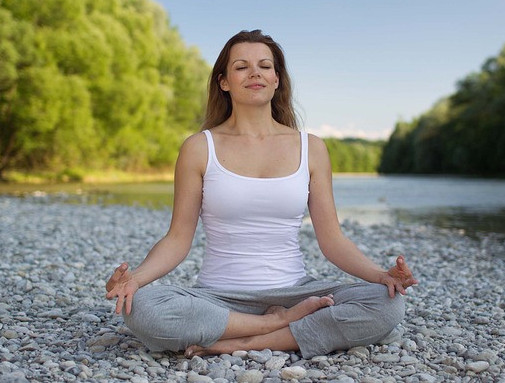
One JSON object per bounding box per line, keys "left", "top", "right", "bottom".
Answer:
{"left": 2, "top": 169, "right": 175, "bottom": 185}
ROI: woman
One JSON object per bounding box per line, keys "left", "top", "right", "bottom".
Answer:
{"left": 106, "top": 30, "right": 417, "bottom": 359}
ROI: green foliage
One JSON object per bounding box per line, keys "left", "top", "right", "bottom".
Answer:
{"left": 0, "top": 0, "right": 209, "bottom": 179}
{"left": 380, "top": 44, "right": 505, "bottom": 176}
{"left": 324, "top": 138, "right": 384, "bottom": 173}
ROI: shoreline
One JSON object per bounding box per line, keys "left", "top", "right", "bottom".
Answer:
{"left": 0, "top": 196, "right": 504, "bottom": 382}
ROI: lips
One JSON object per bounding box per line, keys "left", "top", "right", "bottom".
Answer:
{"left": 245, "top": 83, "right": 266, "bottom": 89}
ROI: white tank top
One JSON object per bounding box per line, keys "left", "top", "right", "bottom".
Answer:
{"left": 197, "top": 130, "right": 309, "bottom": 290}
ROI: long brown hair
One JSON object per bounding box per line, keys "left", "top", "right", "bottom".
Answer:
{"left": 202, "top": 30, "right": 299, "bottom": 131}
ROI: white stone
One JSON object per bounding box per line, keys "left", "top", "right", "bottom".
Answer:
{"left": 265, "top": 356, "right": 285, "bottom": 370}
{"left": 466, "top": 361, "right": 490, "bottom": 373}
{"left": 237, "top": 369, "right": 264, "bottom": 383}
{"left": 281, "top": 366, "right": 307, "bottom": 380}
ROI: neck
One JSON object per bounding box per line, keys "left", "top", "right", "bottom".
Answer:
{"left": 226, "top": 103, "right": 277, "bottom": 136}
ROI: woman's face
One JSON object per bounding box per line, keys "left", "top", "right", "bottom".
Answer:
{"left": 220, "top": 42, "right": 279, "bottom": 107}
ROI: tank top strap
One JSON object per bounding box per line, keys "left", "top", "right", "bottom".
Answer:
{"left": 300, "top": 131, "right": 309, "bottom": 176}
{"left": 203, "top": 129, "right": 217, "bottom": 174}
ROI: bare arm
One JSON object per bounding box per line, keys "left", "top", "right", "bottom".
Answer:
{"left": 307, "top": 135, "right": 417, "bottom": 296}
{"left": 106, "top": 133, "right": 207, "bottom": 313}
{"left": 130, "top": 133, "right": 206, "bottom": 286}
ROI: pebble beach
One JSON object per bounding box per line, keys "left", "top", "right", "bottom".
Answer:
{"left": 1, "top": 196, "right": 504, "bottom": 383}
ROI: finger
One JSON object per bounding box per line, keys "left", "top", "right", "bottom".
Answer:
{"left": 396, "top": 255, "right": 406, "bottom": 270}
{"left": 397, "top": 256, "right": 415, "bottom": 279}
{"left": 105, "top": 288, "right": 117, "bottom": 300}
{"left": 395, "top": 281, "right": 407, "bottom": 295}
{"left": 115, "top": 294, "right": 125, "bottom": 315}
{"left": 106, "top": 263, "right": 128, "bottom": 292}
{"left": 125, "top": 294, "right": 133, "bottom": 316}
{"left": 403, "top": 277, "right": 419, "bottom": 288}
{"left": 386, "top": 282, "right": 396, "bottom": 298}
{"left": 113, "top": 262, "right": 129, "bottom": 280}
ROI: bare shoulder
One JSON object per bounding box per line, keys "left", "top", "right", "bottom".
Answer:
{"left": 177, "top": 132, "right": 208, "bottom": 173}
{"left": 307, "top": 133, "right": 331, "bottom": 175}
{"left": 308, "top": 133, "right": 329, "bottom": 157}
{"left": 180, "top": 131, "right": 207, "bottom": 151}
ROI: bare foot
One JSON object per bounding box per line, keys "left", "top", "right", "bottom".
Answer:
{"left": 185, "top": 340, "right": 245, "bottom": 357}
{"left": 185, "top": 344, "right": 205, "bottom": 358}
{"left": 185, "top": 325, "right": 301, "bottom": 357}
{"left": 185, "top": 343, "right": 227, "bottom": 358}
{"left": 265, "top": 295, "right": 334, "bottom": 325}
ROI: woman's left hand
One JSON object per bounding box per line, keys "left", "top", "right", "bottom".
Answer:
{"left": 380, "top": 255, "right": 418, "bottom": 298}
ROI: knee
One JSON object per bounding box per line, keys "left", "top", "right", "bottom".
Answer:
{"left": 122, "top": 288, "right": 154, "bottom": 336}
{"left": 377, "top": 285, "right": 406, "bottom": 328}
{"left": 122, "top": 287, "right": 195, "bottom": 350}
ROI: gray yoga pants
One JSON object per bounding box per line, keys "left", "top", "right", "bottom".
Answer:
{"left": 123, "top": 277, "right": 405, "bottom": 358}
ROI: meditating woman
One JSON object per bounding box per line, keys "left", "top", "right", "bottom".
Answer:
{"left": 105, "top": 29, "right": 417, "bottom": 359}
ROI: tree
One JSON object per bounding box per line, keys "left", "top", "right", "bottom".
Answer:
{"left": 0, "top": 0, "right": 210, "bottom": 179}
{"left": 380, "top": 43, "right": 505, "bottom": 176}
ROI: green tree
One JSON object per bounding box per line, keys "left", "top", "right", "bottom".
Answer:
{"left": 324, "top": 138, "right": 384, "bottom": 173}
{"left": 0, "top": 0, "right": 210, "bottom": 179}
{"left": 380, "top": 43, "right": 505, "bottom": 176}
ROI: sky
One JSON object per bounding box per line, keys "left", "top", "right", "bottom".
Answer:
{"left": 155, "top": 1, "right": 505, "bottom": 140}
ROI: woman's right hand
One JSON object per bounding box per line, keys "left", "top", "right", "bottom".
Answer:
{"left": 105, "top": 262, "right": 139, "bottom": 315}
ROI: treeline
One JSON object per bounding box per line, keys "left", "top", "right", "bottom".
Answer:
{"left": 0, "top": 0, "right": 209, "bottom": 180}
{"left": 379, "top": 44, "right": 505, "bottom": 176}
{"left": 324, "top": 138, "right": 384, "bottom": 173}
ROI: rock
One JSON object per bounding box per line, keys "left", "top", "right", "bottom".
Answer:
{"left": 400, "top": 355, "right": 419, "bottom": 365}
{"left": 1, "top": 330, "right": 18, "bottom": 339}
{"left": 86, "top": 333, "right": 122, "bottom": 347}
{"left": 187, "top": 371, "right": 213, "bottom": 382}
{"left": 265, "top": 356, "right": 285, "bottom": 370}
{"left": 189, "top": 356, "right": 208, "bottom": 373}
{"left": 237, "top": 369, "right": 264, "bottom": 383}
{"left": 247, "top": 349, "right": 272, "bottom": 364}
{"left": 466, "top": 361, "right": 490, "bottom": 373}
{"left": 348, "top": 346, "right": 370, "bottom": 359}
{"left": 371, "top": 353, "right": 401, "bottom": 363}
{"left": 232, "top": 350, "right": 248, "bottom": 359}
{"left": 280, "top": 366, "right": 307, "bottom": 380}
{"left": 38, "top": 309, "right": 65, "bottom": 319}
{"left": 81, "top": 313, "right": 101, "bottom": 323}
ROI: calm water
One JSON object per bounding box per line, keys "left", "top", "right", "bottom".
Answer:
{"left": 2, "top": 175, "right": 505, "bottom": 235}
{"left": 332, "top": 175, "right": 505, "bottom": 235}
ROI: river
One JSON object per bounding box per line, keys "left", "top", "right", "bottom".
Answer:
{"left": 1, "top": 175, "right": 505, "bottom": 236}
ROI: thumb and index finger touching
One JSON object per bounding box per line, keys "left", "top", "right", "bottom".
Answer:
{"left": 105, "top": 262, "right": 129, "bottom": 296}
{"left": 395, "top": 255, "right": 419, "bottom": 286}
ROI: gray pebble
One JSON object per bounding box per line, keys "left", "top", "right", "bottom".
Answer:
{"left": 466, "top": 361, "right": 490, "bottom": 373}
{"left": 265, "top": 356, "right": 285, "bottom": 370}
{"left": 237, "top": 369, "right": 264, "bottom": 383}
{"left": 280, "top": 366, "right": 307, "bottom": 380}
{"left": 247, "top": 349, "right": 272, "bottom": 363}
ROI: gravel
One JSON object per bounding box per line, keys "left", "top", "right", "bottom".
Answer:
{"left": 1, "top": 195, "right": 504, "bottom": 382}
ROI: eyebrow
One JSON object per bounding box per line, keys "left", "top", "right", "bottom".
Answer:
{"left": 231, "top": 58, "right": 274, "bottom": 65}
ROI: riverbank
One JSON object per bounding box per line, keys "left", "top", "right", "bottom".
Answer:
{"left": 0, "top": 196, "right": 504, "bottom": 382}
{"left": 1, "top": 169, "right": 175, "bottom": 185}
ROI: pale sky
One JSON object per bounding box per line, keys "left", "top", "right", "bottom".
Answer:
{"left": 155, "top": 1, "right": 505, "bottom": 140}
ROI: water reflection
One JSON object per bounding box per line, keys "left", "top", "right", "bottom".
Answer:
{"left": 393, "top": 207, "right": 505, "bottom": 235}
{"left": 2, "top": 176, "right": 505, "bottom": 236}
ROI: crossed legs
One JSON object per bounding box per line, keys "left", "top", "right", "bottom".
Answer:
{"left": 123, "top": 282, "right": 405, "bottom": 358}
{"left": 185, "top": 295, "right": 334, "bottom": 357}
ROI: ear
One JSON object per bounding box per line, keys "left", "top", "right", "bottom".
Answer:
{"left": 218, "top": 74, "right": 229, "bottom": 91}
{"left": 274, "top": 72, "right": 279, "bottom": 89}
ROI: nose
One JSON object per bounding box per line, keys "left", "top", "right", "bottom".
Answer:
{"left": 249, "top": 66, "right": 261, "bottom": 78}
